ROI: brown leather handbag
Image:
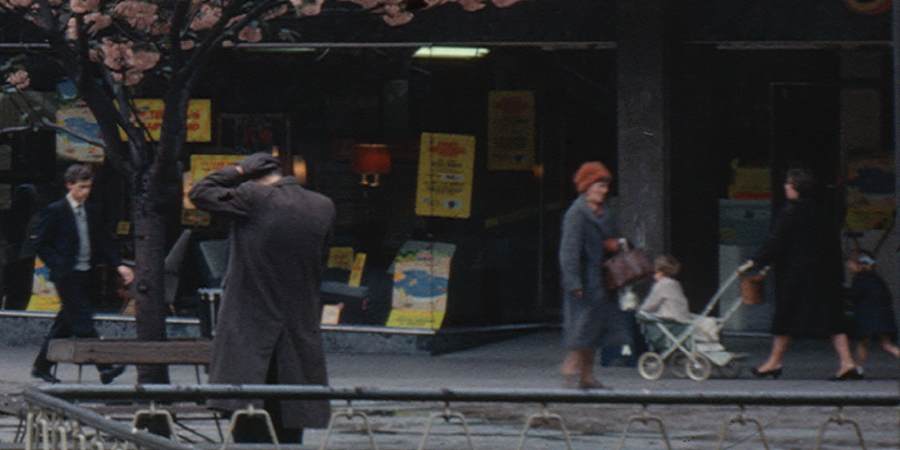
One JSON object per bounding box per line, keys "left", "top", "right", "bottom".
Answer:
{"left": 739, "top": 267, "right": 770, "bottom": 305}
{"left": 603, "top": 245, "right": 653, "bottom": 290}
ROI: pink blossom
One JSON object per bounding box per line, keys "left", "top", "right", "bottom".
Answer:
{"left": 298, "top": 0, "right": 324, "bottom": 16}
{"left": 423, "top": 0, "right": 452, "bottom": 7}
{"left": 112, "top": 1, "right": 159, "bottom": 31}
{"left": 127, "top": 50, "right": 160, "bottom": 71}
{"left": 69, "top": 0, "right": 99, "bottom": 14}
{"left": 150, "top": 21, "right": 170, "bottom": 35}
{"left": 238, "top": 25, "right": 263, "bottom": 42}
{"left": 491, "top": 0, "right": 523, "bottom": 7}
{"left": 100, "top": 39, "right": 134, "bottom": 72}
{"left": 457, "top": 0, "right": 486, "bottom": 12}
{"left": 123, "top": 69, "right": 143, "bottom": 86}
{"left": 84, "top": 13, "right": 112, "bottom": 34}
{"left": 180, "top": 40, "right": 195, "bottom": 50}
{"left": 226, "top": 13, "right": 247, "bottom": 28}
{"left": 382, "top": 10, "right": 413, "bottom": 26}
{"left": 65, "top": 17, "right": 78, "bottom": 40}
{"left": 190, "top": 4, "right": 222, "bottom": 31}
{"left": 2, "top": 0, "right": 34, "bottom": 8}
{"left": 5, "top": 70, "right": 30, "bottom": 90}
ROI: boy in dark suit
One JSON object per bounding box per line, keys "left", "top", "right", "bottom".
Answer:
{"left": 30, "top": 164, "right": 134, "bottom": 384}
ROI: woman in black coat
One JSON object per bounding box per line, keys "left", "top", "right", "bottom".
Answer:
{"left": 746, "top": 168, "right": 860, "bottom": 380}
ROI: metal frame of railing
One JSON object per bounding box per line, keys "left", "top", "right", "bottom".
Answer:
{"left": 20, "top": 384, "right": 900, "bottom": 450}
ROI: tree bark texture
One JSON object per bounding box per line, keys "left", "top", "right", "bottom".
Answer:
{"left": 132, "top": 207, "right": 171, "bottom": 384}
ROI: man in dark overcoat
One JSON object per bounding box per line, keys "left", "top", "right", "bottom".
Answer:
{"left": 189, "top": 153, "right": 335, "bottom": 443}
{"left": 31, "top": 164, "right": 133, "bottom": 384}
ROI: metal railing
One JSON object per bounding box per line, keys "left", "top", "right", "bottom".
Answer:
{"left": 19, "top": 384, "right": 900, "bottom": 450}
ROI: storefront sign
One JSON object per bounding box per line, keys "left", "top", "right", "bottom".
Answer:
{"left": 182, "top": 154, "right": 244, "bottom": 226}
{"left": 415, "top": 133, "right": 475, "bottom": 219}
{"left": 487, "top": 91, "right": 535, "bottom": 171}
{"left": 56, "top": 106, "right": 104, "bottom": 162}
{"left": 387, "top": 241, "right": 455, "bottom": 330}
{"left": 844, "top": 0, "right": 891, "bottom": 15}
{"left": 119, "top": 99, "right": 212, "bottom": 142}
{"left": 27, "top": 257, "right": 60, "bottom": 312}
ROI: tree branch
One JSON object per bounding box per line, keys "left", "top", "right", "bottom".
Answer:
{"left": 169, "top": 0, "right": 192, "bottom": 70}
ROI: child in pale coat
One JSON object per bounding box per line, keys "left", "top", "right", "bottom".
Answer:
{"left": 640, "top": 255, "right": 692, "bottom": 323}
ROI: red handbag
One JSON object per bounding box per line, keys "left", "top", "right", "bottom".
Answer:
{"left": 603, "top": 243, "right": 653, "bottom": 290}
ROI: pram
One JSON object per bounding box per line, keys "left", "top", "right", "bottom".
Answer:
{"left": 635, "top": 268, "right": 751, "bottom": 381}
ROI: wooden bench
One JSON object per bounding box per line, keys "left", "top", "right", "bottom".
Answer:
{"left": 47, "top": 338, "right": 212, "bottom": 383}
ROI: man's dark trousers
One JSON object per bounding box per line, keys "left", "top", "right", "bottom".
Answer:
{"left": 32, "top": 270, "right": 111, "bottom": 372}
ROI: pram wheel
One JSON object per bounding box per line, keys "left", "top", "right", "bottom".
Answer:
{"left": 685, "top": 354, "right": 712, "bottom": 381}
{"left": 638, "top": 352, "right": 665, "bottom": 380}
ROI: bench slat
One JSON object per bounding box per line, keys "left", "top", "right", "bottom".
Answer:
{"left": 48, "top": 339, "right": 212, "bottom": 365}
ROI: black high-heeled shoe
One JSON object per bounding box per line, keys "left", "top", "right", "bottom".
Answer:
{"left": 829, "top": 367, "right": 863, "bottom": 381}
{"left": 750, "top": 367, "right": 782, "bottom": 379}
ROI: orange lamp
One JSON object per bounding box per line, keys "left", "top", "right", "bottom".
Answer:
{"left": 352, "top": 144, "right": 392, "bottom": 187}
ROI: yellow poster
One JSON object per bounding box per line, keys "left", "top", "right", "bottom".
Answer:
{"left": 327, "top": 247, "right": 355, "bottom": 271}
{"left": 487, "top": 91, "right": 535, "bottom": 171}
{"left": 56, "top": 106, "right": 104, "bottom": 163}
{"left": 182, "top": 154, "right": 244, "bottom": 226}
{"left": 415, "top": 133, "right": 475, "bottom": 219}
{"left": 386, "top": 241, "right": 455, "bottom": 329}
{"left": 27, "top": 258, "right": 60, "bottom": 312}
{"left": 348, "top": 253, "right": 367, "bottom": 288}
{"left": 118, "top": 99, "right": 212, "bottom": 142}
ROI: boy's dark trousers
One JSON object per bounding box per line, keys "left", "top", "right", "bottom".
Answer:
{"left": 32, "top": 270, "right": 114, "bottom": 373}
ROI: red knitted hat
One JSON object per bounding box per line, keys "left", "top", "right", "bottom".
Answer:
{"left": 573, "top": 161, "right": 612, "bottom": 193}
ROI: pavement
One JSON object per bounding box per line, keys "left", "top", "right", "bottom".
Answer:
{"left": 1, "top": 331, "right": 898, "bottom": 449}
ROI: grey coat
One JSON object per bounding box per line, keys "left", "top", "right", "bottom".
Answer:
{"left": 559, "top": 196, "right": 628, "bottom": 350}
{"left": 189, "top": 167, "right": 335, "bottom": 429}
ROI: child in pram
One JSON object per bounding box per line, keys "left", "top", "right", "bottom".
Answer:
{"left": 635, "top": 255, "right": 739, "bottom": 380}
{"left": 639, "top": 255, "right": 692, "bottom": 323}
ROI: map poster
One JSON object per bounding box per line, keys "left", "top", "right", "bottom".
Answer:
{"left": 386, "top": 241, "right": 455, "bottom": 330}
{"left": 415, "top": 133, "right": 475, "bottom": 219}
{"left": 56, "top": 106, "right": 104, "bottom": 163}
{"left": 487, "top": 91, "right": 535, "bottom": 171}
{"left": 182, "top": 154, "right": 244, "bottom": 226}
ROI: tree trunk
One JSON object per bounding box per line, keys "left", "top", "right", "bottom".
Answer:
{"left": 132, "top": 207, "right": 170, "bottom": 384}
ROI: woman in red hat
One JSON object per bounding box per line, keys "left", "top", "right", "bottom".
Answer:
{"left": 558, "top": 161, "right": 626, "bottom": 389}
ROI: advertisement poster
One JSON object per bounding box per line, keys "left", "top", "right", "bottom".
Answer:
{"left": 845, "top": 157, "right": 895, "bottom": 231}
{"left": 119, "top": 99, "right": 212, "bottom": 143}
{"left": 56, "top": 106, "right": 104, "bottom": 163}
{"left": 415, "top": 133, "right": 475, "bottom": 219}
{"left": 27, "top": 258, "right": 60, "bottom": 312}
{"left": 386, "top": 241, "right": 455, "bottom": 329}
{"left": 487, "top": 91, "right": 535, "bottom": 171}
{"left": 182, "top": 154, "right": 244, "bottom": 226}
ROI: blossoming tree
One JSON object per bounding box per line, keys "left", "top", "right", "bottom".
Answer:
{"left": 0, "top": 0, "right": 522, "bottom": 383}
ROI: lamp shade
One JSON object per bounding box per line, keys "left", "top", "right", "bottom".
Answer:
{"left": 352, "top": 144, "right": 392, "bottom": 175}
